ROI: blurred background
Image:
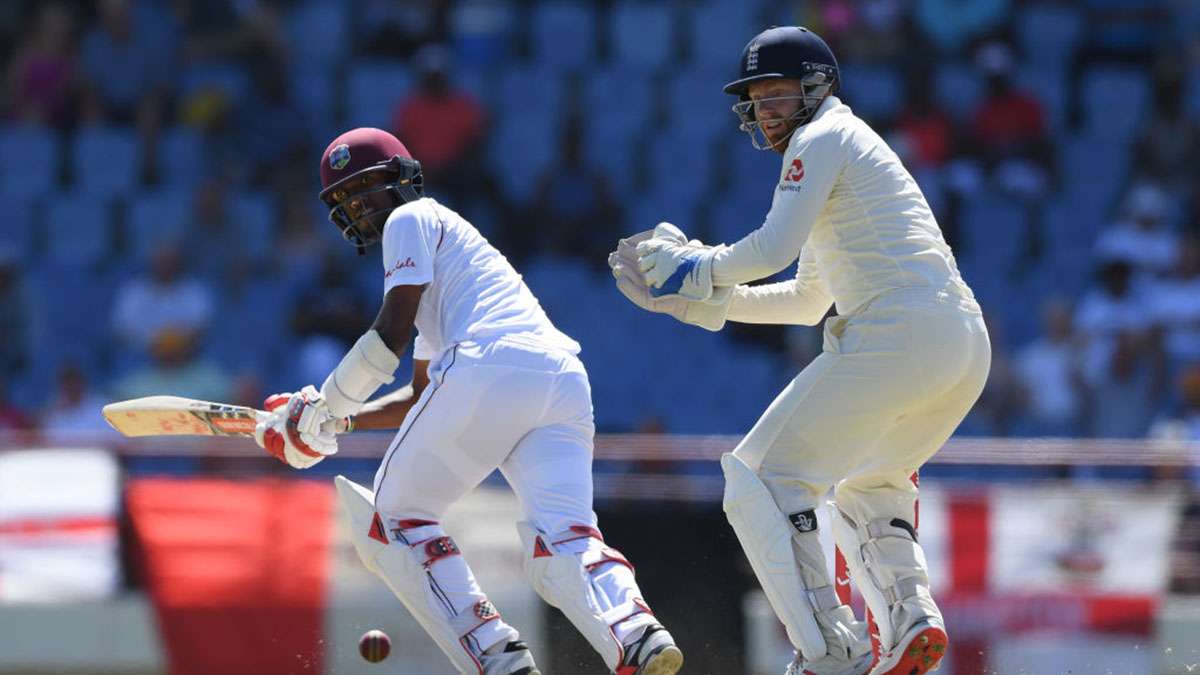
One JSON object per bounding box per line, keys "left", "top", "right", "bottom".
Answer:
{"left": 2, "top": 0, "right": 1200, "bottom": 673}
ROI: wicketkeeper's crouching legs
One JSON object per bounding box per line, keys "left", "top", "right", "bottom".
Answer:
{"left": 832, "top": 474, "right": 946, "bottom": 675}
{"left": 722, "top": 453, "right": 874, "bottom": 675}
{"left": 336, "top": 476, "right": 538, "bottom": 674}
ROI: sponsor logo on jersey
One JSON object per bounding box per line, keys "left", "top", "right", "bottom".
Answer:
{"left": 785, "top": 158, "right": 805, "bottom": 182}
{"left": 789, "top": 509, "right": 817, "bottom": 533}
{"left": 384, "top": 256, "right": 417, "bottom": 279}
{"left": 329, "top": 143, "right": 351, "bottom": 170}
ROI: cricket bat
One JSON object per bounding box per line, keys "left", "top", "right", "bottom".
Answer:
{"left": 102, "top": 396, "right": 268, "bottom": 438}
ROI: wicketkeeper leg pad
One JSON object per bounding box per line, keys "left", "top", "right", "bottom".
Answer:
{"left": 721, "top": 453, "right": 862, "bottom": 663}
{"left": 516, "top": 521, "right": 653, "bottom": 671}
{"left": 335, "top": 476, "right": 518, "bottom": 674}
{"left": 832, "top": 501, "right": 942, "bottom": 655}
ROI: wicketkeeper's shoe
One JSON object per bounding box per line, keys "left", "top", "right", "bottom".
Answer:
{"left": 616, "top": 624, "right": 683, "bottom": 675}
{"left": 481, "top": 640, "right": 540, "bottom": 675}
{"left": 868, "top": 620, "right": 947, "bottom": 675}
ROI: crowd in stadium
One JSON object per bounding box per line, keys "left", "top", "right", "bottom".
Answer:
{"left": 1, "top": 0, "right": 1199, "bottom": 444}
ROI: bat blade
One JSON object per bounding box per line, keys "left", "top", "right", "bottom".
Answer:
{"left": 102, "top": 396, "right": 267, "bottom": 437}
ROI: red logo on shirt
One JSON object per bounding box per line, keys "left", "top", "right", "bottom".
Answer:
{"left": 384, "top": 257, "right": 416, "bottom": 279}
{"left": 784, "top": 158, "right": 805, "bottom": 182}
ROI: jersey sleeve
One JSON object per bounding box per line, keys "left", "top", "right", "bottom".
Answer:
{"left": 381, "top": 204, "right": 438, "bottom": 295}
{"left": 710, "top": 127, "right": 846, "bottom": 287}
{"left": 413, "top": 332, "right": 434, "bottom": 360}
{"left": 726, "top": 246, "right": 834, "bottom": 325}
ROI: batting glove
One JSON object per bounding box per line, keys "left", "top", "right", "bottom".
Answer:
{"left": 635, "top": 223, "right": 722, "bottom": 301}
{"left": 254, "top": 385, "right": 346, "bottom": 469}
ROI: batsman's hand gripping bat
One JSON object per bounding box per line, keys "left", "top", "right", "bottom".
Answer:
{"left": 102, "top": 396, "right": 268, "bottom": 437}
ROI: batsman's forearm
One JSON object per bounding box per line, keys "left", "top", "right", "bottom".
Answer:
{"left": 348, "top": 385, "right": 418, "bottom": 431}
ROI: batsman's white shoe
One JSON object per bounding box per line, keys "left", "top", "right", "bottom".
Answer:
{"left": 481, "top": 640, "right": 540, "bottom": 675}
{"left": 868, "top": 621, "right": 946, "bottom": 675}
{"left": 785, "top": 647, "right": 875, "bottom": 675}
{"left": 617, "top": 624, "right": 683, "bottom": 675}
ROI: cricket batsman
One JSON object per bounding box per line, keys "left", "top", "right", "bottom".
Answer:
{"left": 609, "top": 26, "right": 990, "bottom": 675}
{"left": 253, "top": 128, "right": 683, "bottom": 675}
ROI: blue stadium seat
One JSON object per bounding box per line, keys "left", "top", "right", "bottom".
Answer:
{"left": 531, "top": 1, "right": 596, "bottom": 72}
{"left": 933, "top": 63, "right": 984, "bottom": 122}
{"left": 585, "top": 67, "right": 651, "bottom": 116}
{"left": 1022, "top": 69, "right": 1067, "bottom": 133}
{"left": 25, "top": 264, "right": 117, "bottom": 384}
{"left": 647, "top": 130, "right": 718, "bottom": 218}
{"left": 688, "top": 0, "right": 759, "bottom": 69}
{"left": 72, "top": 126, "right": 140, "bottom": 197}
{"left": 956, "top": 193, "right": 1029, "bottom": 320}
{"left": 205, "top": 278, "right": 290, "bottom": 374}
{"left": 839, "top": 65, "right": 904, "bottom": 122}
{"left": 667, "top": 67, "right": 733, "bottom": 139}
{"left": 289, "top": 67, "right": 336, "bottom": 135}
{"left": 45, "top": 192, "right": 113, "bottom": 267}
{"left": 230, "top": 190, "right": 276, "bottom": 262}
{"left": 157, "top": 127, "right": 206, "bottom": 186}
{"left": 286, "top": 1, "right": 347, "bottom": 72}
{"left": 706, "top": 190, "right": 765, "bottom": 247}
{"left": 609, "top": 2, "right": 676, "bottom": 70}
{"left": 345, "top": 60, "right": 414, "bottom": 131}
{"left": 450, "top": 0, "right": 515, "bottom": 66}
{"left": 125, "top": 188, "right": 192, "bottom": 261}
{"left": 1058, "top": 134, "right": 1130, "bottom": 226}
{"left": 0, "top": 198, "right": 35, "bottom": 259}
{"left": 1016, "top": 3, "right": 1083, "bottom": 72}
{"left": 728, "top": 140, "right": 783, "bottom": 212}
{"left": 0, "top": 124, "right": 59, "bottom": 199}
{"left": 1081, "top": 67, "right": 1149, "bottom": 141}
{"left": 496, "top": 65, "right": 566, "bottom": 119}
{"left": 583, "top": 109, "right": 645, "bottom": 196}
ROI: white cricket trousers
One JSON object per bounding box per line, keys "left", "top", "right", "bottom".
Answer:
{"left": 373, "top": 336, "right": 598, "bottom": 533}
{"left": 371, "top": 335, "right": 654, "bottom": 656}
{"left": 733, "top": 289, "right": 992, "bottom": 516}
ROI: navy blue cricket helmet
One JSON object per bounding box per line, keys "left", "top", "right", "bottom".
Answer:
{"left": 724, "top": 27, "right": 840, "bottom": 150}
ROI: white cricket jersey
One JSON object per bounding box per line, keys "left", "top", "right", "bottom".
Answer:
{"left": 380, "top": 197, "right": 580, "bottom": 362}
{"left": 717, "top": 96, "right": 980, "bottom": 324}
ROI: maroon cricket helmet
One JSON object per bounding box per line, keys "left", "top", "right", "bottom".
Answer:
{"left": 318, "top": 127, "right": 423, "bottom": 250}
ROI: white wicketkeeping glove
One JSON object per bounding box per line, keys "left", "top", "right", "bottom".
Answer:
{"left": 253, "top": 385, "right": 345, "bottom": 469}
{"left": 609, "top": 228, "right": 731, "bottom": 331}
{"left": 635, "top": 223, "right": 723, "bottom": 302}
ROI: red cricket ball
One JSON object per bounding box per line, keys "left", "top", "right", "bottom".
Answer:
{"left": 359, "top": 629, "right": 391, "bottom": 663}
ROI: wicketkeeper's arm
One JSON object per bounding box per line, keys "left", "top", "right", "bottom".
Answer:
{"left": 346, "top": 359, "right": 430, "bottom": 430}
{"left": 726, "top": 247, "right": 833, "bottom": 326}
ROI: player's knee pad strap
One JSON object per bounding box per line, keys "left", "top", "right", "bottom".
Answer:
{"left": 335, "top": 476, "right": 515, "bottom": 673}
{"left": 516, "top": 521, "right": 649, "bottom": 670}
{"left": 721, "top": 453, "right": 834, "bottom": 661}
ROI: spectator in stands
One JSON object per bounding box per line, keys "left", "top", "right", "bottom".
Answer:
{"left": 1081, "top": 329, "right": 1165, "bottom": 438}
{"left": 278, "top": 200, "right": 326, "bottom": 284}
{"left": 1151, "top": 365, "right": 1200, "bottom": 442}
{"left": 970, "top": 42, "right": 1052, "bottom": 201}
{"left": 1094, "top": 181, "right": 1180, "bottom": 279}
{"left": 289, "top": 250, "right": 373, "bottom": 385}
{"left": 1134, "top": 61, "right": 1200, "bottom": 193}
{"left": 1075, "top": 259, "right": 1147, "bottom": 380}
{"left": 3, "top": 3, "right": 77, "bottom": 128}
{"left": 0, "top": 378, "right": 33, "bottom": 431}
{"left": 914, "top": 0, "right": 1010, "bottom": 55}
{"left": 391, "top": 45, "right": 488, "bottom": 205}
{"left": 40, "top": 364, "right": 113, "bottom": 443}
{"left": 184, "top": 177, "right": 238, "bottom": 277}
{"left": 112, "top": 327, "right": 232, "bottom": 402}
{"left": 0, "top": 252, "right": 29, "bottom": 378}
{"left": 1014, "top": 298, "right": 1084, "bottom": 436}
{"left": 227, "top": 5, "right": 308, "bottom": 184}
{"left": 80, "top": 0, "right": 169, "bottom": 149}
{"left": 527, "top": 114, "right": 621, "bottom": 261}
{"left": 894, "top": 67, "right": 955, "bottom": 170}
{"left": 112, "top": 242, "right": 215, "bottom": 352}
{"left": 357, "top": 0, "right": 445, "bottom": 58}
{"left": 1148, "top": 234, "right": 1200, "bottom": 367}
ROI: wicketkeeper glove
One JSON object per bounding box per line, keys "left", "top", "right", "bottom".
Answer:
{"left": 609, "top": 227, "right": 731, "bottom": 331}
{"left": 635, "top": 223, "right": 724, "bottom": 301}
